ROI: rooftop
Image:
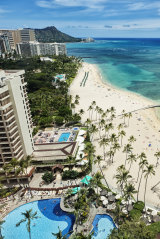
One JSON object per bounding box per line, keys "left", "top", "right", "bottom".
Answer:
{"left": 32, "top": 142, "right": 78, "bottom": 162}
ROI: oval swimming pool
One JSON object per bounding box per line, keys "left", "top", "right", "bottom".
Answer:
{"left": 92, "top": 214, "right": 116, "bottom": 239}
{"left": 2, "top": 198, "right": 75, "bottom": 239}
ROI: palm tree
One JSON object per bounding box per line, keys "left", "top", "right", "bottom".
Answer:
{"left": 84, "top": 143, "right": 95, "bottom": 172}
{"left": 79, "top": 109, "right": 85, "bottom": 117}
{"left": 10, "top": 158, "right": 19, "bottom": 173}
{"left": 107, "top": 149, "right": 115, "bottom": 163}
{"left": 85, "top": 118, "right": 91, "bottom": 129}
{"left": 16, "top": 209, "right": 39, "bottom": 239}
{"left": 128, "top": 112, "right": 132, "bottom": 126}
{"left": 118, "top": 130, "right": 126, "bottom": 146}
{"left": 154, "top": 151, "right": 160, "bottom": 167}
{"left": 112, "top": 142, "right": 120, "bottom": 155}
{"left": 123, "top": 144, "right": 133, "bottom": 166}
{"left": 52, "top": 227, "right": 72, "bottom": 238}
{"left": 109, "top": 133, "right": 117, "bottom": 150}
{"left": 98, "top": 119, "right": 105, "bottom": 138}
{"left": 95, "top": 106, "right": 99, "bottom": 121}
{"left": 124, "top": 183, "right": 137, "bottom": 211}
{"left": 116, "top": 168, "right": 132, "bottom": 195}
{"left": 136, "top": 152, "right": 147, "bottom": 182}
{"left": 123, "top": 113, "right": 128, "bottom": 125}
{"left": 75, "top": 94, "right": 80, "bottom": 101}
{"left": 136, "top": 158, "right": 148, "bottom": 201}
{"left": 89, "top": 124, "right": 98, "bottom": 141}
{"left": 92, "top": 172, "right": 103, "bottom": 194}
{"left": 74, "top": 99, "right": 79, "bottom": 106}
{"left": 128, "top": 135, "right": 136, "bottom": 145}
{"left": 117, "top": 123, "right": 123, "bottom": 132}
{"left": 98, "top": 107, "right": 103, "bottom": 121}
{"left": 71, "top": 103, "right": 76, "bottom": 114}
{"left": 87, "top": 105, "right": 93, "bottom": 120}
{"left": 127, "top": 153, "right": 136, "bottom": 171}
{"left": 94, "top": 155, "right": 110, "bottom": 188}
{"left": 143, "top": 165, "right": 155, "bottom": 207}
{"left": 99, "top": 137, "right": 109, "bottom": 160}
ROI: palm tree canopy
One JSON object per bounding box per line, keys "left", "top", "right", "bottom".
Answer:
{"left": 144, "top": 164, "right": 155, "bottom": 178}
{"left": 16, "top": 209, "right": 39, "bottom": 233}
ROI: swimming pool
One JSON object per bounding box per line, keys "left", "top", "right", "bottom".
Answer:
{"left": 92, "top": 214, "right": 116, "bottom": 239}
{"left": 2, "top": 198, "right": 75, "bottom": 239}
{"left": 58, "top": 132, "right": 71, "bottom": 142}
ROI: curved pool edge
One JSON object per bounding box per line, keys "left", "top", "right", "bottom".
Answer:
{"left": 2, "top": 198, "right": 75, "bottom": 239}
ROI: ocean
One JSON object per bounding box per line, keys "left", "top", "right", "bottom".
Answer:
{"left": 67, "top": 38, "right": 160, "bottom": 103}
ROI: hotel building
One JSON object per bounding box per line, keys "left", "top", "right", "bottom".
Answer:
{"left": 0, "top": 69, "right": 34, "bottom": 183}
{"left": 0, "top": 29, "right": 36, "bottom": 50}
{"left": 16, "top": 41, "right": 67, "bottom": 57}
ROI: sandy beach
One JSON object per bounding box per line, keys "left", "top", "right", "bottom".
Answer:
{"left": 70, "top": 62, "right": 160, "bottom": 209}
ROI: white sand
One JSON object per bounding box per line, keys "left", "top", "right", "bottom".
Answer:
{"left": 70, "top": 62, "right": 160, "bottom": 209}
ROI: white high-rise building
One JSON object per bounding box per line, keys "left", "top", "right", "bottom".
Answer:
{"left": 16, "top": 41, "right": 67, "bottom": 57}
{"left": 0, "top": 70, "right": 34, "bottom": 182}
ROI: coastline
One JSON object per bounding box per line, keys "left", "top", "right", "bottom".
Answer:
{"left": 70, "top": 62, "right": 160, "bottom": 209}
{"left": 92, "top": 62, "right": 160, "bottom": 132}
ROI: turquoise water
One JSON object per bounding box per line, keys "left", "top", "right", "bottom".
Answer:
{"left": 92, "top": 214, "right": 116, "bottom": 239}
{"left": 67, "top": 39, "right": 160, "bottom": 102}
{"left": 58, "top": 132, "right": 71, "bottom": 142}
{"left": 2, "top": 199, "right": 75, "bottom": 239}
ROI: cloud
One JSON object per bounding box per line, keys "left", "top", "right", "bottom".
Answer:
{"left": 128, "top": 1, "right": 160, "bottom": 11}
{"left": 104, "top": 25, "right": 112, "bottom": 28}
{"left": 36, "top": 0, "right": 106, "bottom": 10}
{"left": 0, "top": 7, "right": 11, "bottom": 13}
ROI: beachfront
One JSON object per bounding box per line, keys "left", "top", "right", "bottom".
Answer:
{"left": 70, "top": 62, "right": 160, "bottom": 209}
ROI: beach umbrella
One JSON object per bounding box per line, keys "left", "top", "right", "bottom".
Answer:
{"left": 111, "top": 203, "right": 116, "bottom": 210}
{"left": 78, "top": 130, "right": 86, "bottom": 136}
{"left": 80, "top": 175, "right": 92, "bottom": 185}
{"left": 100, "top": 190, "right": 108, "bottom": 196}
{"left": 122, "top": 208, "right": 128, "bottom": 214}
{"left": 115, "top": 194, "right": 121, "bottom": 200}
{"left": 100, "top": 196, "right": 106, "bottom": 201}
{"left": 103, "top": 199, "right": 108, "bottom": 205}
{"left": 107, "top": 205, "right": 113, "bottom": 210}
{"left": 108, "top": 192, "right": 112, "bottom": 196}
{"left": 108, "top": 195, "right": 115, "bottom": 202}
{"left": 121, "top": 200, "right": 127, "bottom": 205}
{"left": 72, "top": 187, "right": 81, "bottom": 194}
{"left": 151, "top": 210, "right": 157, "bottom": 216}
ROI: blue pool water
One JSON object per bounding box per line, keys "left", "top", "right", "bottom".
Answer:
{"left": 92, "top": 214, "right": 116, "bottom": 239}
{"left": 2, "top": 198, "right": 75, "bottom": 239}
{"left": 58, "top": 132, "right": 71, "bottom": 142}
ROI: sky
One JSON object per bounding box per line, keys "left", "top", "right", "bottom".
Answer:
{"left": 1, "top": 0, "right": 160, "bottom": 38}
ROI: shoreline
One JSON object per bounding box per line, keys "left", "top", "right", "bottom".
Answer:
{"left": 84, "top": 62, "right": 160, "bottom": 133}
{"left": 70, "top": 62, "right": 160, "bottom": 209}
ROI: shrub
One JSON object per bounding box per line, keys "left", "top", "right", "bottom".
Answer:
{"left": 133, "top": 201, "right": 145, "bottom": 212}
{"left": 129, "top": 208, "right": 142, "bottom": 221}
{"left": 54, "top": 116, "right": 64, "bottom": 125}
{"left": 42, "top": 171, "right": 54, "bottom": 183}
{"left": 62, "top": 170, "right": 79, "bottom": 180}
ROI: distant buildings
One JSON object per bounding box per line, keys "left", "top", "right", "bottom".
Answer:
{"left": 82, "top": 37, "right": 94, "bottom": 43}
{"left": 16, "top": 41, "right": 67, "bottom": 57}
{"left": 0, "top": 28, "right": 67, "bottom": 57}
{"left": 0, "top": 29, "right": 35, "bottom": 50}
{"left": 0, "top": 69, "right": 34, "bottom": 183}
